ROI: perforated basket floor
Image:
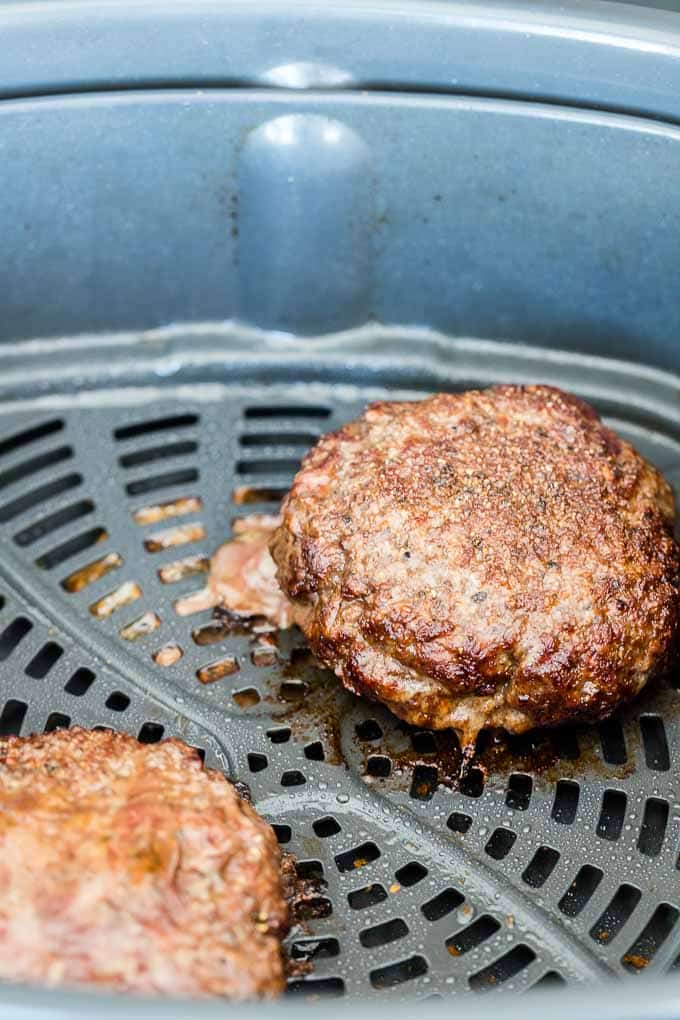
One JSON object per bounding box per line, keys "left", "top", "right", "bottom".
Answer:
{"left": 1, "top": 325, "right": 680, "bottom": 1003}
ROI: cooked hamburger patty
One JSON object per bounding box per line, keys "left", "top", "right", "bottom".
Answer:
{"left": 271, "top": 385, "right": 680, "bottom": 747}
{"left": 0, "top": 727, "right": 293, "bottom": 999}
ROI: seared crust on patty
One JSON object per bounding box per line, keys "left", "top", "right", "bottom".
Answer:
{"left": 271, "top": 385, "right": 680, "bottom": 745}
{"left": 0, "top": 727, "right": 292, "bottom": 999}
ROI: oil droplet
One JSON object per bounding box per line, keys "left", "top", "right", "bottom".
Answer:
{"left": 336, "top": 793, "right": 349, "bottom": 804}
{"left": 456, "top": 904, "right": 475, "bottom": 925}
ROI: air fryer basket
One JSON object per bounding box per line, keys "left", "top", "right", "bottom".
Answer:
{"left": 4, "top": 0, "right": 680, "bottom": 1017}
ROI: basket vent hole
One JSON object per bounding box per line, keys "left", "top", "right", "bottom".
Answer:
{"left": 272, "top": 824, "right": 291, "bottom": 845}
{"left": 446, "top": 916, "right": 500, "bottom": 957}
{"left": 295, "top": 860, "right": 324, "bottom": 883}
{"left": 522, "top": 847, "right": 560, "bottom": 888}
{"left": 484, "top": 827, "right": 517, "bottom": 860}
{"left": 144, "top": 522, "right": 206, "bottom": 553}
{"left": 291, "top": 937, "right": 340, "bottom": 961}
{"left": 0, "top": 445, "right": 72, "bottom": 492}
{"left": 89, "top": 581, "right": 141, "bottom": 618}
{"left": 621, "top": 903, "right": 679, "bottom": 972}
{"left": 0, "top": 473, "right": 83, "bottom": 525}
{"left": 599, "top": 719, "right": 627, "bottom": 765}
{"left": 126, "top": 468, "right": 199, "bottom": 498}
{"left": 411, "top": 730, "right": 437, "bottom": 754}
{"left": 0, "top": 419, "right": 63, "bottom": 457}
{"left": 506, "top": 773, "right": 532, "bottom": 811}
{"left": 232, "top": 485, "right": 288, "bottom": 506}
{"left": 247, "top": 753, "right": 268, "bottom": 773}
{"left": 551, "top": 780, "right": 580, "bottom": 824}
{"left": 348, "top": 884, "right": 387, "bottom": 910}
{"left": 313, "top": 816, "right": 341, "bottom": 838}
{"left": 0, "top": 617, "right": 33, "bottom": 660}
{"left": 469, "top": 945, "right": 536, "bottom": 993}
{"left": 447, "top": 812, "right": 472, "bottom": 834}
{"left": 304, "top": 741, "right": 325, "bottom": 762}
{"left": 410, "top": 764, "right": 438, "bottom": 801}
{"left": 590, "top": 884, "right": 642, "bottom": 944}
{"left": 37, "top": 526, "right": 109, "bottom": 572}
{"left": 395, "top": 862, "right": 428, "bottom": 887}
{"left": 240, "top": 432, "right": 318, "bottom": 449}
{"left": 44, "top": 712, "right": 70, "bottom": 733}
{"left": 366, "top": 754, "right": 391, "bottom": 777}
{"left": 281, "top": 769, "right": 306, "bottom": 787}
{"left": 105, "top": 691, "right": 130, "bottom": 712}
{"left": 138, "top": 722, "right": 165, "bottom": 743}
{"left": 236, "top": 458, "right": 301, "bottom": 477}
{"left": 295, "top": 896, "right": 332, "bottom": 921}
{"left": 639, "top": 716, "right": 670, "bottom": 772}
{"left": 421, "top": 888, "right": 464, "bottom": 922}
{"left": 597, "top": 789, "right": 627, "bottom": 841}
{"left": 0, "top": 699, "right": 27, "bottom": 736}
{"left": 60, "top": 549, "right": 120, "bottom": 592}
{"left": 355, "top": 719, "right": 383, "bottom": 742}
{"left": 370, "top": 955, "right": 428, "bottom": 989}
{"left": 287, "top": 977, "right": 344, "bottom": 998}
{"left": 14, "top": 499, "right": 94, "bottom": 548}
{"left": 360, "top": 918, "right": 409, "bottom": 948}
{"left": 196, "top": 656, "right": 239, "bottom": 684}
{"left": 279, "top": 679, "right": 308, "bottom": 702}
{"left": 152, "top": 644, "right": 183, "bottom": 667}
{"left": 244, "top": 405, "right": 331, "bottom": 420}
{"left": 637, "top": 798, "right": 669, "bottom": 857}
{"left": 459, "top": 767, "right": 484, "bottom": 798}
{"left": 251, "top": 648, "right": 278, "bottom": 668}
{"left": 133, "top": 496, "right": 202, "bottom": 526}
{"left": 530, "top": 972, "right": 566, "bottom": 991}
{"left": 558, "top": 865, "right": 603, "bottom": 917}
{"left": 120, "top": 612, "right": 161, "bottom": 642}
{"left": 335, "top": 841, "right": 380, "bottom": 873}
{"left": 233, "top": 688, "right": 261, "bottom": 709}
{"left": 25, "top": 641, "right": 63, "bottom": 679}
{"left": 267, "top": 727, "right": 291, "bottom": 744}
{"left": 114, "top": 413, "right": 199, "bottom": 441}
{"left": 64, "top": 668, "right": 95, "bottom": 696}
{"left": 119, "top": 440, "right": 198, "bottom": 469}
{"left": 158, "top": 555, "right": 209, "bottom": 585}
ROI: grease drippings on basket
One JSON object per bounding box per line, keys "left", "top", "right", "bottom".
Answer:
{"left": 198, "top": 385, "right": 680, "bottom": 760}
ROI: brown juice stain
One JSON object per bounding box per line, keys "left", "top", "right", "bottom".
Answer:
{"left": 61, "top": 549, "right": 121, "bottom": 592}
{"left": 355, "top": 714, "right": 636, "bottom": 796}
{"left": 264, "top": 644, "right": 347, "bottom": 767}
{"left": 133, "top": 496, "right": 202, "bottom": 525}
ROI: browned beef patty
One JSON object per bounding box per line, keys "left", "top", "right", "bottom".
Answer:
{"left": 0, "top": 727, "right": 292, "bottom": 999}
{"left": 271, "top": 385, "right": 680, "bottom": 747}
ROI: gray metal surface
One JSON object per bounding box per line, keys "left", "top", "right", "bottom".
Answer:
{"left": 3, "top": 1, "right": 680, "bottom": 367}
{"left": 0, "top": 325, "right": 678, "bottom": 1007}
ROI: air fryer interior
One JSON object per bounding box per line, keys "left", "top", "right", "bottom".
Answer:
{"left": 3, "top": 0, "right": 680, "bottom": 1014}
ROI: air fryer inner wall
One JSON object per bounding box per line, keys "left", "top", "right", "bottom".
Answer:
{"left": 0, "top": 329, "right": 679, "bottom": 1000}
